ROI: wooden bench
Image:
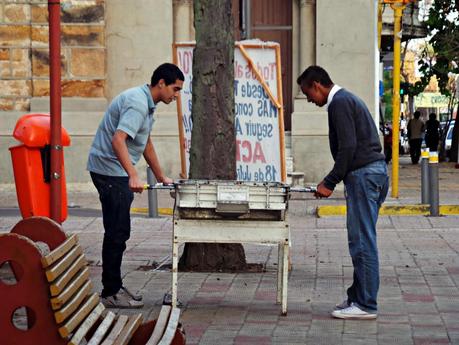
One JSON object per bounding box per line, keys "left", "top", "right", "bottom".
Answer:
{"left": 0, "top": 217, "right": 185, "bottom": 345}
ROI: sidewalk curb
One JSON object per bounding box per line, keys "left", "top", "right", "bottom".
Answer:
{"left": 131, "top": 207, "right": 173, "bottom": 216}
{"left": 131, "top": 205, "right": 459, "bottom": 217}
{"left": 317, "top": 204, "right": 459, "bottom": 217}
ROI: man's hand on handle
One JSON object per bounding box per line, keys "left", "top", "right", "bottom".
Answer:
{"left": 159, "top": 176, "right": 174, "bottom": 185}
{"left": 129, "top": 174, "right": 145, "bottom": 193}
{"left": 314, "top": 180, "right": 333, "bottom": 199}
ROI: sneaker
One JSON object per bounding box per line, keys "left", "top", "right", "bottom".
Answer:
{"left": 162, "top": 293, "right": 183, "bottom": 307}
{"left": 331, "top": 303, "right": 377, "bottom": 320}
{"left": 102, "top": 289, "right": 144, "bottom": 309}
{"left": 121, "top": 286, "right": 143, "bottom": 301}
{"left": 334, "top": 299, "right": 351, "bottom": 310}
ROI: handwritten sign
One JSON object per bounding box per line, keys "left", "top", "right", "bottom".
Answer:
{"left": 174, "top": 40, "right": 285, "bottom": 182}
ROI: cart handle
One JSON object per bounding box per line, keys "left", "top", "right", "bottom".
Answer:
{"left": 290, "top": 186, "right": 317, "bottom": 193}
{"left": 144, "top": 183, "right": 175, "bottom": 190}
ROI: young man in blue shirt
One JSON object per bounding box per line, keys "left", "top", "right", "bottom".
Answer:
{"left": 87, "top": 63, "right": 184, "bottom": 308}
{"left": 298, "top": 66, "right": 389, "bottom": 319}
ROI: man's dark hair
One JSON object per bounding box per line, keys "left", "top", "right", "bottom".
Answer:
{"left": 296, "top": 65, "right": 333, "bottom": 88}
{"left": 414, "top": 111, "right": 421, "bottom": 119}
{"left": 151, "top": 63, "right": 185, "bottom": 86}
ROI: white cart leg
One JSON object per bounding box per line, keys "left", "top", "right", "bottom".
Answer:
{"left": 282, "top": 238, "right": 289, "bottom": 315}
{"left": 277, "top": 243, "right": 282, "bottom": 304}
{"left": 172, "top": 239, "right": 178, "bottom": 308}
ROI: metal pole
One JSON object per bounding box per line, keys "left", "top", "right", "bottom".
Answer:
{"left": 147, "top": 167, "right": 158, "bottom": 218}
{"left": 243, "top": 0, "right": 252, "bottom": 39}
{"left": 428, "top": 151, "right": 439, "bottom": 216}
{"left": 378, "top": 1, "right": 383, "bottom": 50}
{"left": 49, "top": 0, "right": 62, "bottom": 223}
{"left": 421, "top": 148, "right": 429, "bottom": 204}
{"left": 390, "top": 3, "right": 405, "bottom": 198}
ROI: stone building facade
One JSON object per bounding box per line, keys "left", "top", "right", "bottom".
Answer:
{"left": 0, "top": 0, "right": 106, "bottom": 111}
{"left": 0, "top": 0, "right": 378, "bottom": 185}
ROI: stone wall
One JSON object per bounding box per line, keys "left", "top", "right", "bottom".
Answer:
{"left": 0, "top": 0, "right": 106, "bottom": 111}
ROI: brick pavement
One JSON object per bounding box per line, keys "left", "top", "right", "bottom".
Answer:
{"left": 1, "top": 156, "right": 459, "bottom": 343}
{"left": 1, "top": 211, "right": 459, "bottom": 344}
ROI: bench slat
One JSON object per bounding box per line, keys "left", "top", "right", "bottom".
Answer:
{"left": 41, "top": 234, "right": 78, "bottom": 267}
{"left": 87, "top": 311, "right": 116, "bottom": 345}
{"left": 113, "top": 313, "right": 143, "bottom": 345}
{"left": 45, "top": 245, "right": 83, "bottom": 282}
{"left": 146, "top": 305, "right": 171, "bottom": 345}
{"left": 50, "top": 255, "right": 87, "bottom": 296}
{"left": 58, "top": 292, "right": 99, "bottom": 338}
{"left": 68, "top": 302, "right": 105, "bottom": 345}
{"left": 157, "top": 307, "right": 181, "bottom": 345}
{"left": 54, "top": 279, "right": 92, "bottom": 323}
{"left": 51, "top": 267, "right": 90, "bottom": 310}
{"left": 100, "top": 315, "right": 129, "bottom": 345}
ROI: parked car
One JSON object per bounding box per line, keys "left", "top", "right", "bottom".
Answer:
{"left": 444, "top": 120, "right": 455, "bottom": 155}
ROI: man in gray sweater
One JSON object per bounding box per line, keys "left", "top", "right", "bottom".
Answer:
{"left": 297, "top": 66, "right": 389, "bottom": 319}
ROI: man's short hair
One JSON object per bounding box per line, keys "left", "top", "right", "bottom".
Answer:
{"left": 414, "top": 111, "right": 421, "bottom": 119}
{"left": 151, "top": 63, "right": 185, "bottom": 86}
{"left": 297, "top": 65, "right": 333, "bottom": 88}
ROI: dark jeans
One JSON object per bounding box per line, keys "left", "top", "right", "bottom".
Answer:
{"left": 90, "top": 172, "right": 134, "bottom": 297}
{"left": 344, "top": 160, "right": 389, "bottom": 312}
{"left": 426, "top": 137, "right": 439, "bottom": 153}
{"left": 409, "top": 138, "right": 422, "bottom": 164}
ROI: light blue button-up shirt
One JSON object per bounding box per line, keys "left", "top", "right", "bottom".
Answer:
{"left": 87, "top": 84, "right": 156, "bottom": 176}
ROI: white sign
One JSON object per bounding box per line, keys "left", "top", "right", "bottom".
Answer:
{"left": 174, "top": 40, "right": 285, "bottom": 182}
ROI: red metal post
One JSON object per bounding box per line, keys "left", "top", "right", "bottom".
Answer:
{"left": 48, "top": 0, "right": 62, "bottom": 223}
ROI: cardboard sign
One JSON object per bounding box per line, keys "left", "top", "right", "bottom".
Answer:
{"left": 173, "top": 40, "right": 286, "bottom": 182}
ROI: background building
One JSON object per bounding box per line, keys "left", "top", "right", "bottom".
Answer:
{"left": 0, "top": 0, "right": 379, "bottom": 184}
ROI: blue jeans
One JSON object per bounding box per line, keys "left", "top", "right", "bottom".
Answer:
{"left": 343, "top": 160, "right": 388, "bottom": 312}
{"left": 90, "top": 172, "right": 134, "bottom": 297}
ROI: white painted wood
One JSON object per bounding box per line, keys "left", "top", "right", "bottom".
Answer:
{"left": 54, "top": 279, "right": 92, "bottom": 323}
{"left": 282, "top": 240, "right": 289, "bottom": 315}
{"left": 45, "top": 245, "right": 83, "bottom": 282}
{"left": 157, "top": 307, "right": 180, "bottom": 345}
{"left": 49, "top": 255, "right": 87, "bottom": 296}
{"left": 277, "top": 243, "right": 282, "bottom": 304}
{"left": 68, "top": 303, "right": 105, "bottom": 345}
{"left": 87, "top": 311, "right": 116, "bottom": 345}
{"left": 174, "top": 219, "right": 289, "bottom": 243}
{"left": 50, "top": 267, "right": 90, "bottom": 310}
{"left": 112, "top": 313, "right": 143, "bottom": 345}
{"left": 146, "top": 305, "right": 171, "bottom": 345}
{"left": 172, "top": 218, "right": 289, "bottom": 314}
{"left": 100, "top": 315, "right": 128, "bottom": 345}
{"left": 58, "top": 293, "right": 99, "bottom": 338}
{"left": 41, "top": 234, "right": 78, "bottom": 267}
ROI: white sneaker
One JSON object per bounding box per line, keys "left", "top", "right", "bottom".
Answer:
{"left": 334, "top": 299, "right": 351, "bottom": 310}
{"left": 102, "top": 289, "right": 144, "bottom": 309}
{"left": 331, "top": 303, "right": 377, "bottom": 320}
{"left": 121, "top": 286, "right": 143, "bottom": 301}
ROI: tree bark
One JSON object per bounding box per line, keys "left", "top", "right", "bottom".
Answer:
{"left": 178, "top": 0, "right": 247, "bottom": 271}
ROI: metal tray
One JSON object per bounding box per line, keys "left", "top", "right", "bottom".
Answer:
{"left": 175, "top": 180, "right": 288, "bottom": 209}
{"left": 174, "top": 180, "right": 289, "bottom": 220}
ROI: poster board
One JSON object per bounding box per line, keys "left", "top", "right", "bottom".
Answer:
{"left": 173, "top": 40, "right": 286, "bottom": 182}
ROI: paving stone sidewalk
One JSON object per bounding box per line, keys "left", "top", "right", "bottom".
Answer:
{"left": 1, "top": 155, "right": 459, "bottom": 344}
{"left": 1, "top": 211, "right": 459, "bottom": 345}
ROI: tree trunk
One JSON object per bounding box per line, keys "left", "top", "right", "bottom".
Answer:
{"left": 178, "top": 0, "right": 247, "bottom": 271}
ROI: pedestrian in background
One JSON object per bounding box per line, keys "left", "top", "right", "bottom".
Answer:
{"left": 297, "top": 66, "right": 389, "bottom": 320}
{"left": 87, "top": 63, "right": 184, "bottom": 308}
{"left": 425, "top": 112, "right": 440, "bottom": 152}
{"left": 407, "top": 111, "right": 425, "bottom": 164}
